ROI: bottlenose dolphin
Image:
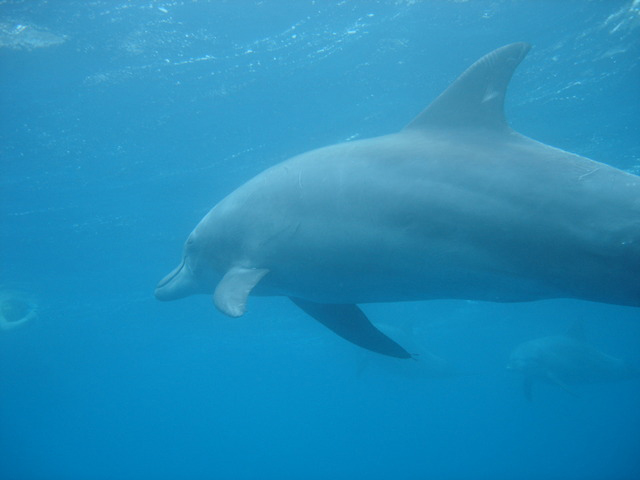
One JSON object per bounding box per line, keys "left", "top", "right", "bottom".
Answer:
{"left": 155, "top": 43, "right": 640, "bottom": 358}
{"left": 507, "top": 323, "right": 639, "bottom": 400}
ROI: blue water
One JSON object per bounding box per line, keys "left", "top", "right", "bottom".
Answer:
{"left": 1, "top": 1, "right": 639, "bottom": 479}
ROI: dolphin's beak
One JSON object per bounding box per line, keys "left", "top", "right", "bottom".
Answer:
{"left": 155, "top": 260, "right": 196, "bottom": 301}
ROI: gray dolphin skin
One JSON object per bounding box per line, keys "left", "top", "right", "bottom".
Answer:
{"left": 155, "top": 43, "right": 640, "bottom": 358}
{"left": 508, "top": 324, "right": 639, "bottom": 400}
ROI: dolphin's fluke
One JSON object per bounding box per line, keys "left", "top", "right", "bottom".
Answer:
{"left": 290, "top": 298, "right": 412, "bottom": 359}
{"left": 403, "top": 42, "right": 531, "bottom": 133}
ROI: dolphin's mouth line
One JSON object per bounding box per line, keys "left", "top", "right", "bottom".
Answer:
{"left": 156, "top": 259, "right": 185, "bottom": 289}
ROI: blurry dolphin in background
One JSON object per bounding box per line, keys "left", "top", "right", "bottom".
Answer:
{"left": 507, "top": 323, "right": 639, "bottom": 400}
{"left": 155, "top": 42, "right": 640, "bottom": 358}
{"left": 0, "top": 290, "right": 38, "bottom": 331}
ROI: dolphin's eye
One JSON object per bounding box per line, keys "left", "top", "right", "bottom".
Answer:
{"left": 184, "top": 236, "right": 196, "bottom": 253}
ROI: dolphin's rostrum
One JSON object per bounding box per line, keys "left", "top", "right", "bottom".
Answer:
{"left": 156, "top": 43, "right": 640, "bottom": 358}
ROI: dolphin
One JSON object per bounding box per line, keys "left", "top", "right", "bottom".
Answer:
{"left": 507, "top": 323, "right": 639, "bottom": 400}
{"left": 155, "top": 43, "right": 640, "bottom": 358}
{"left": 0, "top": 291, "right": 38, "bottom": 331}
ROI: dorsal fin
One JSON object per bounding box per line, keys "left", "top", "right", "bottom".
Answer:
{"left": 403, "top": 42, "right": 531, "bottom": 133}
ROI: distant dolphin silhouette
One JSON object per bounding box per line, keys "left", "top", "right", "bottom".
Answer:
{"left": 155, "top": 43, "right": 640, "bottom": 358}
{"left": 507, "top": 323, "right": 639, "bottom": 400}
{"left": 0, "top": 291, "right": 38, "bottom": 331}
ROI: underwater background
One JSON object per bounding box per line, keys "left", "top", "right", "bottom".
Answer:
{"left": 1, "top": 1, "right": 639, "bottom": 479}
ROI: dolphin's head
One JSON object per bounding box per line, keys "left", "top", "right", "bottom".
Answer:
{"left": 154, "top": 224, "right": 223, "bottom": 301}
{"left": 506, "top": 353, "right": 530, "bottom": 373}
{"left": 506, "top": 341, "right": 545, "bottom": 375}
{"left": 154, "top": 258, "right": 198, "bottom": 301}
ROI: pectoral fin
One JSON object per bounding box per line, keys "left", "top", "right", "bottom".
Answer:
{"left": 290, "top": 298, "right": 412, "bottom": 359}
{"left": 213, "top": 267, "right": 269, "bottom": 317}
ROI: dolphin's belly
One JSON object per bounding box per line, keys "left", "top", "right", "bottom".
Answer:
{"left": 251, "top": 213, "right": 611, "bottom": 304}
{"left": 262, "top": 226, "right": 639, "bottom": 306}
{"left": 261, "top": 259, "right": 564, "bottom": 304}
